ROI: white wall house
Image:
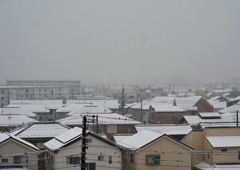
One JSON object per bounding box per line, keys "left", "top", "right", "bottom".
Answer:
{"left": 44, "top": 127, "right": 123, "bottom": 170}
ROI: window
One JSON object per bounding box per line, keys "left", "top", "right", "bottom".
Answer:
{"left": 130, "top": 154, "right": 134, "bottom": 163}
{"left": 221, "top": 149, "right": 227, "bottom": 152}
{"left": 14, "top": 156, "right": 28, "bottom": 164}
{"left": 86, "top": 139, "right": 92, "bottom": 143}
{"left": 98, "top": 155, "right": 104, "bottom": 161}
{"left": 66, "top": 156, "right": 80, "bottom": 164}
{"left": 1, "top": 90, "right": 4, "bottom": 94}
{"left": 238, "top": 151, "right": 240, "bottom": 160}
{"left": 86, "top": 163, "right": 96, "bottom": 170}
{"left": 2, "top": 158, "right": 8, "bottom": 164}
{"left": 197, "top": 105, "right": 201, "bottom": 108}
{"left": 146, "top": 155, "right": 160, "bottom": 166}
{"left": 191, "top": 111, "right": 195, "bottom": 115}
{"left": 1, "top": 97, "right": 4, "bottom": 101}
{"left": 109, "top": 156, "right": 112, "bottom": 164}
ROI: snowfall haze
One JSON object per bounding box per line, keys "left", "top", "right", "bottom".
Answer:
{"left": 0, "top": 0, "right": 240, "bottom": 85}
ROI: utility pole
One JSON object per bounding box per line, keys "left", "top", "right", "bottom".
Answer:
{"left": 141, "top": 98, "right": 143, "bottom": 123}
{"left": 7, "top": 90, "right": 10, "bottom": 105}
{"left": 121, "top": 85, "right": 125, "bottom": 115}
{"left": 51, "top": 88, "right": 53, "bottom": 100}
{"left": 237, "top": 110, "right": 238, "bottom": 127}
{"left": 96, "top": 115, "right": 98, "bottom": 134}
{"left": 81, "top": 115, "right": 87, "bottom": 170}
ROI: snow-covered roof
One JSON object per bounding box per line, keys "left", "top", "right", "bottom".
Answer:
{"left": 117, "top": 130, "right": 163, "bottom": 150}
{"left": 56, "top": 103, "right": 86, "bottom": 112}
{"left": 6, "top": 104, "right": 49, "bottom": 113}
{"left": 10, "top": 100, "right": 63, "bottom": 110}
{"left": 0, "top": 132, "right": 39, "bottom": 151}
{"left": 183, "top": 112, "right": 240, "bottom": 126}
{"left": 67, "top": 100, "right": 118, "bottom": 109}
{"left": 219, "top": 103, "right": 240, "bottom": 114}
{"left": 1, "top": 107, "right": 36, "bottom": 117}
{"left": 152, "top": 96, "right": 202, "bottom": 111}
{"left": 206, "top": 136, "right": 240, "bottom": 148}
{"left": 57, "top": 113, "right": 142, "bottom": 126}
{"left": 44, "top": 127, "right": 82, "bottom": 150}
{"left": 10, "top": 122, "right": 71, "bottom": 138}
{"left": 112, "top": 134, "right": 133, "bottom": 143}
{"left": 135, "top": 124, "right": 192, "bottom": 135}
{"left": 195, "top": 162, "right": 240, "bottom": 170}
{"left": 211, "top": 101, "right": 227, "bottom": 109}
{"left": 44, "top": 127, "right": 123, "bottom": 150}
{"left": 208, "top": 96, "right": 221, "bottom": 102}
{"left": 0, "top": 115, "right": 38, "bottom": 127}
{"left": 152, "top": 104, "right": 185, "bottom": 112}
{"left": 199, "top": 112, "right": 221, "bottom": 118}
{"left": 68, "top": 105, "right": 111, "bottom": 116}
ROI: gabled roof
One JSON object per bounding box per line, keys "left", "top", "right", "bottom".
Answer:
{"left": 205, "top": 136, "right": 240, "bottom": 148}
{"left": 57, "top": 113, "right": 141, "bottom": 126}
{"left": 67, "top": 100, "right": 119, "bottom": 109}
{"left": 117, "top": 130, "right": 193, "bottom": 151}
{"left": 10, "top": 122, "right": 71, "bottom": 139}
{"left": 10, "top": 100, "right": 63, "bottom": 110}
{"left": 135, "top": 124, "right": 192, "bottom": 135}
{"left": 44, "top": 127, "right": 123, "bottom": 151}
{"left": 1, "top": 107, "right": 36, "bottom": 117}
{"left": 68, "top": 105, "right": 111, "bottom": 116}
{"left": 151, "top": 104, "right": 185, "bottom": 112}
{"left": 219, "top": 103, "right": 240, "bottom": 114}
{"left": 0, "top": 132, "right": 39, "bottom": 151}
{"left": 6, "top": 104, "right": 49, "bottom": 113}
{"left": 0, "top": 115, "right": 38, "bottom": 127}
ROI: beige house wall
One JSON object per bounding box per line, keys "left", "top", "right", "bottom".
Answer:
{"left": 48, "top": 135, "right": 122, "bottom": 170}
{"left": 124, "top": 136, "right": 192, "bottom": 170}
{"left": 182, "top": 130, "right": 204, "bottom": 166}
{"left": 182, "top": 127, "right": 240, "bottom": 166}
{"left": 0, "top": 139, "right": 38, "bottom": 170}
{"left": 212, "top": 148, "right": 240, "bottom": 163}
{"left": 203, "top": 127, "right": 240, "bottom": 136}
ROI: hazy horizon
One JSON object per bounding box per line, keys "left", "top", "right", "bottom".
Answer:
{"left": 1, "top": 0, "right": 240, "bottom": 85}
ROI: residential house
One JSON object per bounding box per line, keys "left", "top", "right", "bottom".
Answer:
{"left": 148, "top": 104, "right": 186, "bottom": 124}
{"left": 178, "top": 112, "right": 240, "bottom": 128}
{"left": 57, "top": 113, "right": 141, "bottom": 139}
{"left": 182, "top": 126, "right": 240, "bottom": 167}
{"left": 10, "top": 122, "right": 71, "bottom": 170}
{"left": 0, "top": 115, "right": 38, "bottom": 132}
{"left": 67, "top": 100, "right": 119, "bottom": 113}
{"left": 44, "top": 127, "right": 123, "bottom": 170}
{"left": 117, "top": 130, "right": 193, "bottom": 170}
{"left": 0, "top": 133, "right": 39, "bottom": 170}
{"left": 135, "top": 124, "right": 192, "bottom": 140}
{"left": 9, "top": 100, "right": 63, "bottom": 121}
{"left": 129, "top": 96, "right": 213, "bottom": 124}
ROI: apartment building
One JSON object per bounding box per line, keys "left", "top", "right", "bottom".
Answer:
{"left": 0, "top": 80, "right": 82, "bottom": 107}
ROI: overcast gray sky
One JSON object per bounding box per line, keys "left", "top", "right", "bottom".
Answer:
{"left": 0, "top": 0, "right": 240, "bottom": 85}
